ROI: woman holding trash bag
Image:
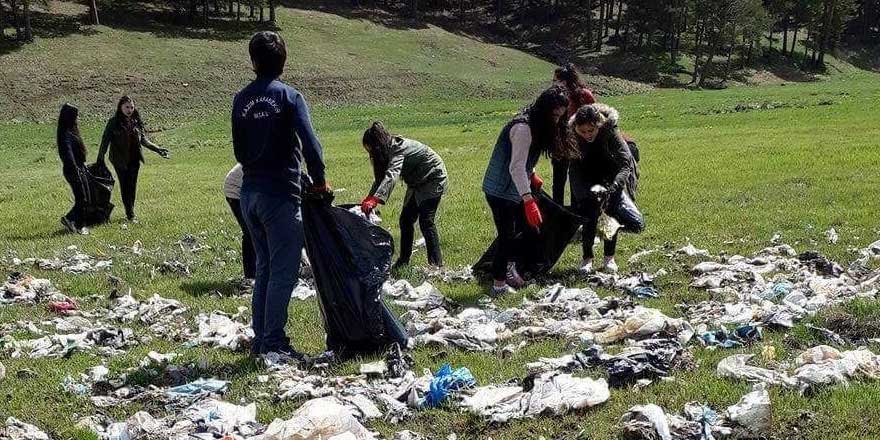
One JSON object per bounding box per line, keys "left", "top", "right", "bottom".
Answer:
{"left": 97, "top": 96, "right": 170, "bottom": 222}
{"left": 57, "top": 103, "right": 90, "bottom": 235}
{"left": 360, "top": 122, "right": 448, "bottom": 269}
{"left": 482, "top": 86, "right": 577, "bottom": 296}
{"left": 569, "top": 103, "right": 644, "bottom": 275}
{"left": 550, "top": 63, "right": 596, "bottom": 205}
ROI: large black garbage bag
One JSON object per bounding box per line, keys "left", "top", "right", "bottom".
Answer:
{"left": 474, "top": 191, "right": 581, "bottom": 278}
{"left": 79, "top": 162, "right": 115, "bottom": 227}
{"left": 301, "top": 193, "right": 408, "bottom": 359}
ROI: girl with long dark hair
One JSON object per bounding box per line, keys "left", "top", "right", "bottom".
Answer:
{"left": 569, "top": 103, "right": 644, "bottom": 275}
{"left": 57, "top": 103, "right": 89, "bottom": 234}
{"left": 482, "top": 85, "right": 578, "bottom": 296}
{"left": 97, "top": 96, "right": 169, "bottom": 222}
{"left": 551, "top": 63, "right": 596, "bottom": 205}
{"left": 360, "top": 122, "right": 448, "bottom": 269}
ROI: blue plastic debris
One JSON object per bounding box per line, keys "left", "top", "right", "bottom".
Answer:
{"left": 167, "top": 378, "right": 229, "bottom": 396}
{"left": 699, "top": 325, "right": 762, "bottom": 349}
{"left": 425, "top": 363, "right": 476, "bottom": 407}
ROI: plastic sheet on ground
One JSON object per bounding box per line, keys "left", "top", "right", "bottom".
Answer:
{"left": 425, "top": 364, "right": 476, "bottom": 407}
{"left": 461, "top": 372, "right": 609, "bottom": 423}
{"left": 188, "top": 311, "right": 254, "bottom": 351}
{"left": 716, "top": 354, "right": 795, "bottom": 387}
{"left": 726, "top": 384, "right": 771, "bottom": 435}
{"left": 254, "top": 397, "right": 376, "bottom": 440}
{"left": 6, "top": 326, "right": 137, "bottom": 359}
{"left": 620, "top": 402, "right": 729, "bottom": 440}
{"left": 2, "top": 417, "right": 50, "bottom": 440}
{"left": 1, "top": 274, "right": 66, "bottom": 305}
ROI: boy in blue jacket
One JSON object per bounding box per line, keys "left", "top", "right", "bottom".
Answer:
{"left": 232, "top": 31, "right": 330, "bottom": 361}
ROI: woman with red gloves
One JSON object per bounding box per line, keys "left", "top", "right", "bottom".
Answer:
{"left": 551, "top": 63, "right": 596, "bottom": 205}
{"left": 360, "top": 122, "right": 448, "bottom": 269}
{"left": 481, "top": 86, "right": 578, "bottom": 296}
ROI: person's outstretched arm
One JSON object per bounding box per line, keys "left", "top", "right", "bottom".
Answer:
{"left": 369, "top": 149, "right": 404, "bottom": 203}
{"left": 138, "top": 123, "right": 169, "bottom": 158}
{"left": 291, "top": 92, "right": 326, "bottom": 187}
{"left": 96, "top": 120, "right": 111, "bottom": 163}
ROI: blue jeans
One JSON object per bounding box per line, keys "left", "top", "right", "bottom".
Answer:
{"left": 240, "top": 190, "right": 304, "bottom": 352}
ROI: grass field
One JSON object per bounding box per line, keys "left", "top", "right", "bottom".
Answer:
{"left": 3, "top": 2, "right": 880, "bottom": 439}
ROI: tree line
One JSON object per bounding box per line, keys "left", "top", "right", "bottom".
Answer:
{"left": 2, "top": 0, "right": 877, "bottom": 86}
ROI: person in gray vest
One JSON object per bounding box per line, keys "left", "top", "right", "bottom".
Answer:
{"left": 223, "top": 163, "right": 256, "bottom": 281}
{"left": 482, "top": 86, "right": 577, "bottom": 296}
{"left": 360, "top": 122, "right": 448, "bottom": 269}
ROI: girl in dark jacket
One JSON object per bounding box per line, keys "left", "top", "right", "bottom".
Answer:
{"left": 551, "top": 63, "right": 596, "bottom": 205}
{"left": 57, "top": 103, "right": 89, "bottom": 235}
{"left": 97, "top": 96, "right": 169, "bottom": 222}
{"left": 569, "top": 103, "right": 644, "bottom": 275}
{"left": 482, "top": 86, "right": 577, "bottom": 296}
{"left": 360, "top": 122, "right": 449, "bottom": 269}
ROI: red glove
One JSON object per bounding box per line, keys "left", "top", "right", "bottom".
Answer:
{"left": 523, "top": 198, "right": 543, "bottom": 229}
{"left": 361, "top": 196, "right": 380, "bottom": 214}
{"left": 530, "top": 173, "right": 543, "bottom": 192}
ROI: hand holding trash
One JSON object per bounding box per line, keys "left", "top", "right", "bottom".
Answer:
{"left": 530, "top": 173, "right": 544, "bottom": 192}
{"left": 155, "top": 147, "right": 170, "bottom": 159}
{"left": 523, "top": 195, "right": 543, "bottom": 229}
{"left": 361, "top": 195, "right": 380, "bottom": 214}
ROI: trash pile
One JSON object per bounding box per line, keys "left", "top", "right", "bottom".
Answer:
{"left": 103, "top": 292, "right": 189, "bottom": 340}
{"left": 2, "top": 417, "right": 51, "bottom": 440}
{"left": 185, "top": 310, "right": 254, "bottom": 351}
{"left": 1, "top": 273, "right": 67, "bottom": 305}
{"left": 717, "top": 345, "right": 880, "bottom": 393}
{"left": 3, "top": 326, "right": 138, "bottom": 359}
{"left": 620, "top": 385, "right": 771, "bottom": 440}
{"left": 11, "top": 246, "right": 112, "bottom": 273}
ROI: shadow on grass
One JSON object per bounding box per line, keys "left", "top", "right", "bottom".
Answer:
{"left": 179, "top": 279, "right": 244, "bottom": 297}
{"left": 4, "top": 229, "right": 72, "bottom": 242}
{"left": 0, "top": 9, "right": 99, "bottom": 56}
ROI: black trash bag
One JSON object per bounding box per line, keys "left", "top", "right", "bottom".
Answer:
{"left": 301, "top": 192, "right": 408, "bottom": 359}
{"left": 79, "top": 162, "right": 115, "bottom": 227}
{"left": 474, "top": 191, "right": 581, "bottom": 278}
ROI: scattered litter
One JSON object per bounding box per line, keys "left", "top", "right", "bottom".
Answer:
{"left": 167, "top": 378, "right": 229, "bottom": 397}
{"left": 258, "top": 396, "right": 376, "bottom": 439}
{"left": 726, "top": 384, "right": 771, "bottom": 435}
{"left": 698, "top": 324, "right": 762, "bottom": 349}
{"left": 23, "top": 248, "right": 112, "bottom": 273}
{"left": 291, "top": 280, "right": 317, "bottom": 301}
{"left": 716, "top": 354, "right": 795, "bottom": 387}
{"left": 628, "top": 247, "right": 660, "bottom": 265}
{"left": 621, "top": 402, "right": 730, "bottom": 440}
{"left": 155, "top": 259, "right": 192, "bottom": 277}
{"left": 188, "top": 312, "right": 254, "bottom": 352}
{"left": 425, "top": 364, "right": 476, "bottom": 407}
{"left": 824, "top": 228, "right": 839, "bottom": 244}
{"left": 1, "top": 274, "right": 67, "bottom": 305}
{"left": 2, "top": 417, "right": 50, "bottom": 440}
{"left": 462, "top": 372, "right": 609, "bottom": 423}
{"left": 47, "top": 298, "right": 79, "bottom": 315}
{"left": 177, "top": 234, "right": 211, "bottom": 253}
{"left": 676, "top": 243, "right": 711, "bottom": 258}
{"left": 417, "top": 266, "right": 474, "bottom": 283}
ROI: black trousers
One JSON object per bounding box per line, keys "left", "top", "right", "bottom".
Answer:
{"left": 114, "top": 162, "right": 140, "bottom": 220}
{"left": 485, "top": 195, "right": 524, "bottom": 281}
{"left": 62, "top": 168, "right": 86, "bottom": 228}
{"left": 398, "top": 196, "right": 443, "bottom": 266}
{"left": 227, "top": 197, "right": 257, "bottom": 279}
{"left": 551, "top": 158, "right": 569, "bottom": 205}
{"left": 575, "top": 190, "right": 645, "bottom": 259}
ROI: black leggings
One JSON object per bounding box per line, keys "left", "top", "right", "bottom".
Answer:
{"left": 551, "top": 158, "right": 569, "bottom": 205}
{"left": 63, "top": 168, "right": 86, "bottom": 228}
{"left": 398, "top": 196, "right": 443, "bottom": 266}
{"left": 114, "top": 162, "right": 140, "bottom": 220}
{"left": 485, "top": 195, "right": 524, "bottom": 282}
{"left": 227, "top": 197, "right": 257, "bottom": 279}
{"left": 575, "top": 190, "right": 645, "bottom": 259}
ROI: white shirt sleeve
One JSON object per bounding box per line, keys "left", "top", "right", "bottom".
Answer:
{"left": 508, "top": 123, "right": 533, "bottom": 198}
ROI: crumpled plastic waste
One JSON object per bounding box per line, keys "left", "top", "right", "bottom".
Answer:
{"left": 580, "top": 339, "right": 688, "bottom": 388}
{"left": 155, "top": 259, "right": 192, "bottom": 277}
{"left": 291, "top": 280, "right": 317, "bottom": 301}
{"left": 1, "top": 273, "right": 67, "bottom": 305}
{"left": 792, "top": 345, "right": 880, "bottom": 393}
{"left": 187, "top": 311, "right": 254, "bottom": 351}
{"left": 824, "top": 227, "right": 839, "bottom": 244}
{"left": 425, "top": 364, "right": 476, "bottom": 407}
{"left": 2, "top": 417, "right": 50, "bottom": 440}
{"left": 347, "top": 205, "right": 382, "bottom": 225}
{"left": 167, "top": 378, "right": 229, "bottom": 396}
{"left": 594, "top": 307, "right": 693, "bottom": 345}
{"left": 628, "top": 247, "right": 660, "bottom": 266}
{"left": 461, "top": 372, "right": 609, "bottom": 423}
{"left": 677, "top": 243, "right": 711, "bottom": 258}
{"left": 47, "top": 298, "right": 79, "bottom": 315}
{"left": 177, "top": 233, "right": 211, "bottom": 253}
{"left": 255, "top": 397, "right": 377, "bottom": 440}
{"left": 20, "top": 247, "right": 113, "bottom": 274}
{"left": 103, "top": 292, "right": 188, "bottom": 340}
{"left": 8, "top": 326, "right": 137, "bottom": 359}
{"left": 621, "top": 402, "right": 730, "bottom": 440}
{"left": 726, "top": 384, "right": 771, "bottom": 435}
{"left": 416, "top": 266, "right": 474, "bottom": 283}
{"left": 698, "top": 324, "right": 762, "bottom": 349}
{"left": 597, "top": 212, "right": 621, "bottom": 241}
{"left": 716, "top": 354, "right": 795, "bottom": 387}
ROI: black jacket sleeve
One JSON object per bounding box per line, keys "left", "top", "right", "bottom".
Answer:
{"left": 607, "top": 128, "right": 634, "bottom": 195}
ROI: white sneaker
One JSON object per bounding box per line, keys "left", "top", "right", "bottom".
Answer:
{"left": 579, "top": 259, "right": 594, "bottom": 275}
{"left": 506, "top": 262, "right": 525, "bottom": 288}
{"left": 604, "top": 258, "right": 619, "bottom": 274}
{"left": 78, "top": 227, "right": 90, "bottom": 235}
{"left": 490, "top": 284, "right": 516, "bottom": 297}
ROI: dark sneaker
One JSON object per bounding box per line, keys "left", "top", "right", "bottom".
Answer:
{"left": 265, "top": 345, "right": 307, "bottom": 364}
{"left": 60, "top": 217, "right": 77, "bottom": 233}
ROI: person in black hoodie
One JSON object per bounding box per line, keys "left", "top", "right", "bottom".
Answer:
{"left": 97, "top": 96, "right": 169, "bottom": 222}
{"left": 57, "top": 103, "right": 90, "bottom": 235}
{"left": 569, "top": 103, "right": 644, "bottom": 275}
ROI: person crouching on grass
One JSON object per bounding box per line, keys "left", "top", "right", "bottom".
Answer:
{"left": 360, "top": 122, "right": 448, "bottom": 270}
{"left": 482, "top": 86, "right": 579, "bottom": 296}
{"left": 568, "top": 103, "right": 644, "bottom": 275}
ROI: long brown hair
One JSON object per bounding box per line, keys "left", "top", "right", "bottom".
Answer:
{"left": 113, "top": 95, "right": 144, "bottom": 131}
{"left": 526, "top": 86, "right": 579, "bottom": 161}
{"left": 57, "top": 103, "right": 87, "bottom": 162}
{"left": 554, "top": 63, "right": 587, "bottom": 92}
{"left": 362, "top": 121, "right": 394, "bottom": 182}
